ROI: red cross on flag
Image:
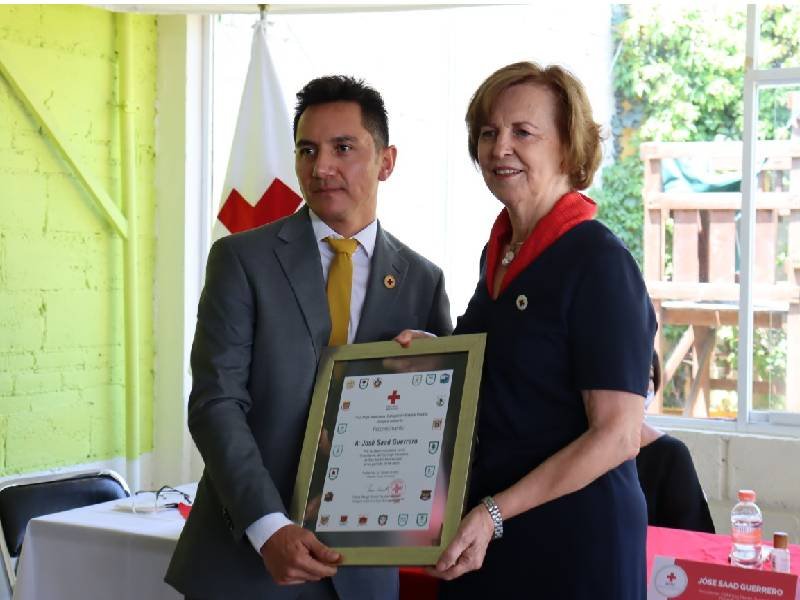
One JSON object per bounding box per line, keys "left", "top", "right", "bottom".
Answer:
{"left": 213, "top": 21, "right": 302, "bottom": 239}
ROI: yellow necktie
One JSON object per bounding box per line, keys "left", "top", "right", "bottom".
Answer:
{"left": 325, "top": 237, "right": 359, "bottom": 346}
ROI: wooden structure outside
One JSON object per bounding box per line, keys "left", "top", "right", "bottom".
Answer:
{"left": 641, "top": 141, "right": 800, "bottom": 416}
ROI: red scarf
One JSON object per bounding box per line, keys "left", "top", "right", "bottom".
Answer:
{"left": 485, "top": 191, "right": 597, "bottom": 298}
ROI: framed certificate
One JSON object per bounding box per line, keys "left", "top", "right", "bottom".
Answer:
{"left": 290, "top": 333, "right": 486, "bottom": 566}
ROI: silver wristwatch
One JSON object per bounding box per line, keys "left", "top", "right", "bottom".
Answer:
{"left": 481, "top": 495, "right": 503, "bottom": 540}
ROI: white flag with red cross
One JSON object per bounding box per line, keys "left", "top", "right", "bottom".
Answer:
{"left": 213, "top": 21, "right": 302, "bottom": 239}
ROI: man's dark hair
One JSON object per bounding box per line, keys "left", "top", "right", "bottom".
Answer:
{"left": 293, "top": 75, "right": 389, "bottom": 149}
{"left": 652, "top": 350, "right": 661, "bottom": 394}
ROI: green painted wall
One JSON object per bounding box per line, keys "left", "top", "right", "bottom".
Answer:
{"left": 0, "top": 5, "right": 156, "bottom": 474}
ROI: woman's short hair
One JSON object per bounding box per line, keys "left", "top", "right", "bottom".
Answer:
{"left": 465, "top": 61, "right": 602, "bottom": 190}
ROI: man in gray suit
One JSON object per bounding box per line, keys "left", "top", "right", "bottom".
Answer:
{"left": 166, "top": 76, "right": 452, "bottom": 599}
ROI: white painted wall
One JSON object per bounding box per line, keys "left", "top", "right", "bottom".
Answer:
{"left": 153, "top": 14, "right": 209, "bottom": 488}
{"left": 667, "top": 428, "right": 800, "bottom": 541}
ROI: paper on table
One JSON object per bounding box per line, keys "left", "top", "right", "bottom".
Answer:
{"left": 113, "top": 498, "right": 176, "bottom": 514}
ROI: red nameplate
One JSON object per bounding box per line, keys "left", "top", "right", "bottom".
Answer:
{"left": 649, "top": 555, "right": 799, "bottom": 600}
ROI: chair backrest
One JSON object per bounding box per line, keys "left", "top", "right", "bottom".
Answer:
{"left": 0, "top": 469, "right": 129, "bottom": 588}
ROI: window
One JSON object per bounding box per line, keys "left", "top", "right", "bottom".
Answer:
{"left": 739, "top": 6, "right": 800, "bottom": 430}
{"left": 598, "top": 5, "right": 800, "bottom": 434}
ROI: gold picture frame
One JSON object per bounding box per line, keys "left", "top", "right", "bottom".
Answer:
{"left": 290, "top": 333, "right": 486, "bottom": 566}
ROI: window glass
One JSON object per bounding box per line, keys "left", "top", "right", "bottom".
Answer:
{"left": 605, "top": 6, "right": 746, "bottom": 420}
{"left": 758, "top": 6, "right": 800, "bottom": 70}
{"left": 751, "top": 82, "right": 800, "bottom": 416}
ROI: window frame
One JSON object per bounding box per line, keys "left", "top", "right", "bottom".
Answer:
{"left": 737, "top": 5, "right": 800, "bottom": 432}
{"left": 650, "top": 5, "right": 800, "bottom": 436}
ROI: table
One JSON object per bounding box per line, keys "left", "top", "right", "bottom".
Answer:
{"left": 399, "top": 526, "right": 800, "bottom": 599}
{"left": 12, "top": 496, "right": 799, "bottom": 600}
{"left": 647, "top": 525, "right": 800, "bottom": 577}
{"left": 12, "top": 486, "right": 195, "bottom": 600}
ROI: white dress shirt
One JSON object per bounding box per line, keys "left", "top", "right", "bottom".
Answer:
{"left": 245, "top": 209, "right": 377, "bottom": 554}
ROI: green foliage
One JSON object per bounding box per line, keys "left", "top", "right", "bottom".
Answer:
{"left": 713, "top": 326, "right": 786, "bottom": 410}
{"left": 612, "top": 7, "right": 746, "bottom": 143}
{"left": 593, "top": 156, "right": 644, "bottom": 264}
{"left": 760, "top": 5, "right": 800, "bottom": 69}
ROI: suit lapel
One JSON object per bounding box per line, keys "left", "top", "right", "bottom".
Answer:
{"left": 274, "top": 207, "right": 330, "bottom": 360}
{"left": 355, "top": 223, "right": 408, "bottom": 343}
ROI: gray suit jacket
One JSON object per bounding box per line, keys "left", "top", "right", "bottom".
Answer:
{"left": 166, "top": 207, "right": 452, "bottom": 599}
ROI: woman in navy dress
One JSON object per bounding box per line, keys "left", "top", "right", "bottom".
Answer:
{"left": 399, "top": 62, "right": 656, "bottom": 598}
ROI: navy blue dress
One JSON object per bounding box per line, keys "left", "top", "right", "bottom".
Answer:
{"left": 441, "top": 220, "right": 656, "bottom": 600}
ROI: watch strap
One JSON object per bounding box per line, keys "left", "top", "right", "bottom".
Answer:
{"left": 481, "top": 495, "right": 503, "bottom": 540}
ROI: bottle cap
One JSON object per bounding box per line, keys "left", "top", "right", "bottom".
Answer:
{"left": 773, "top": 532, "right": 789, "bottom": 549}
{"left": 738, "top": 489, "right": 756, "bottom": 502}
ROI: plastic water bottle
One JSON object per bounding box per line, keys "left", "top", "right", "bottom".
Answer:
{"left": 730, "top": 489, "right": 763, "bottom": 568}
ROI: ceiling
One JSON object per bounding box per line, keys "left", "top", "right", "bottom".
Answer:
{"left": 91, "top": 2, "right": 504, "bottom": 15}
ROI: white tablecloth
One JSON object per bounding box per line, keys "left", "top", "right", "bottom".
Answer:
{"left": 13, "top": 484, "right": 196, "bottom": 600}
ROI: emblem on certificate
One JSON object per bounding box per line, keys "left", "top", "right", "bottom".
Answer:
{"left": 290, "top": 334, "right": 486, "bottom": 566}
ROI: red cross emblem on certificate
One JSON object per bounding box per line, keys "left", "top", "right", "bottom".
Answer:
{"left": 387, "top": 390, "right": 400, "bottom": 405}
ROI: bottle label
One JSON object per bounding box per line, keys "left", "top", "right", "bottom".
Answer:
{"left": 732, "top": 523, "right": 762, "bottom": 544}
{"left": 772, "top": 549, "right": 791, "bottom": 573}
